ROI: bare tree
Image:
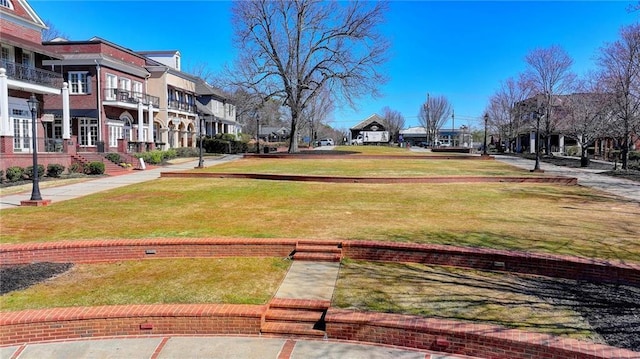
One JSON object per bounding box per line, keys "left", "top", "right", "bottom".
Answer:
{"left": 598, "top": 23, "right": 640, "bottom": 170}
{"left": 418, "top": 94, "right": 452, "bottom": 146}
{"left": 300, "top": 85, "right": 334, "bottom": 145}
{"left": 524, "top": 45, "right": 576, "bottom": 154}
{"left": 487, "top": 75, "right": 533, "bottom": 152}
{"left": 561, "top": 78, "right": 614, "bottom": 167}
{"left": 42, "top": 20, "right": 68, "bottom": 42}
{"left": 230, "top": 0, "right": 389, "bottom": 153}
{"left": 381, "top": 106, "right": 405, "bottom": 143}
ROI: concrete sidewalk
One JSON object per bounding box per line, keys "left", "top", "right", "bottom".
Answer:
{"left": 0, "top": 155, "right": 242, "bottom": 211}
{"left": 493, "top": 155, "right": 640, "bottom": 203}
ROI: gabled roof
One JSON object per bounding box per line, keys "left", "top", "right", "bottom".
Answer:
{"left": 195, "top": 79, "right": 229, "bottom": 101}
{"left": 0, "top": 0, "right": 47, "bottom": 30}
{"left": 350, "top": 114, "right": 385, "bottom": 130}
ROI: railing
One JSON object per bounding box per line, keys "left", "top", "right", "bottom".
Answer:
{"left": 168, "top": 100, "right": 196, "bottom": 113}
{"left": 103, "top": 88, "right": 160, "bottom": 107}
{"left": 0, "top": 60, "right": 63, "bottom": 89}
{"left": 10, "top": 137, "right": 64, "bottom": 153}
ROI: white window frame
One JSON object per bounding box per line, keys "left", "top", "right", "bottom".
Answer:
{"left": 79, "top": 118, "right": 98, "bottom": 146}
{"left": 1, "top": 45, "right": 14, "bottom": 63}
{"left": 105, "top": 73, "right": 117, "bottom": 100}
{"left": 108, "top": 120, "right": 124, "bottom": 147}
{"left": 0, "top": 0, "right": 14, "bottom": 10}
{"left": 133, "top": 81, "right": 143, "bottom": 100}
{"left": 21, "top": 50, "right": 33, "bottom": 67}
{"left": 119, "top": 78, "right": 131, "bottom": 91}
{"left": 69, "top": 71, "right": 90, "bottom": 94}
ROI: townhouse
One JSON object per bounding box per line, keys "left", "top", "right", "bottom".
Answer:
{"left": 0, "top": 0, "right": 69, "bottom": 167}
{"left": 42, "top": 37, "right": 159, "bottom": 154}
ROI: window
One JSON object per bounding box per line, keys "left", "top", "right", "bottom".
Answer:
{"left": 105, "top": 74, "right": 117, "bottom": 100}
{"left": 13, "top": 118, "right": 31, "bottom": 151}
{"left": 21, "top": 51, "right": 33, "bottom": 67}
{"left": 79, "top": 118, "right": 98, "bottom": 146}
{"left": 119, "top": 78, "right": 131, "bottom": 92}
{"left": 69, "top": 72, "right": 90, "bottom": 94}
{"left": 1, "top": 45, "right": 13, "bottom": 63}
{"left": 133, "top": 81, "right": 143, "bottom": 99}
{"left": 108, "top": 120, "right": 124, "bottom": 147}
{"left": 0, "top": 0, "right": 14, "bottom": 10}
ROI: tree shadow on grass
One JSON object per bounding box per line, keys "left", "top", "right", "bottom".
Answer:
{"left": 335, "top": 260, "right": 640, "bottom": 351}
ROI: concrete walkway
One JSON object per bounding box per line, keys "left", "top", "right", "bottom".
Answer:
{"left": 0, "top": 155, "right": 242, "bottom": 210}
{"left": 493, "top": 155, "right": 640, "bottom": 203}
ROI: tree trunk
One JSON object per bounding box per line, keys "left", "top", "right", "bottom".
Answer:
{"left": 581, "top": 145, "right": 590, "bottom": 167}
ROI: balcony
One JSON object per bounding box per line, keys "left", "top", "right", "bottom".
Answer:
{"left": 168, "top": 100, "right": 196, "bottom": 113}
{"left": 103, "top": 88, "right": 160, "bottom": 107}
{"left": 1, "top": 60, "right": 63, "bottom": 89}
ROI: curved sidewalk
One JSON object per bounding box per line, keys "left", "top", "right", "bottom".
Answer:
{"left": 0, "top": 155, "right": 242, "bottom": 211}
{"left": 493, "top": 155, "right": 640, "bottom": 203}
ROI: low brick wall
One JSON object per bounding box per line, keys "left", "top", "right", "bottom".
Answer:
{"left": 342, "top": 241, "right": 640, "bottom": 286}
{"left": 0, "top": 304, "right": 265, "bottom": 346}
{"left": 325, "top": 309, "right": 639, "bottom": 359}
{"left": 0, "top": 238, "right": 297, "bottom": 266}
{"left": 161, "top": 172, "right": 577, "bottom": 185}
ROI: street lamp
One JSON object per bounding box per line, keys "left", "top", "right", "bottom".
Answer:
{"left": 27, "top": 94, "right": 42, "bottom": 201}
{"left": 196, "top": 113, "right": 204, "bottom": 168}
{"left": 482, "top": 113, "right": 489, "bottom": 156}
{"left": 256, "top": 114, "right": 260, "bottom": 154}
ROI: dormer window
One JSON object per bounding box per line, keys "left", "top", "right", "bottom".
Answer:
{"left": 0, "top": 0, "right": 14, "bottom": 10}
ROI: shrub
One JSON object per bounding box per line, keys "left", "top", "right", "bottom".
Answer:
{"left": 565, "top": 145, "right": 580, "bottom": 157}
{"left": 105, "top": 153, "right": 121, "bottom": 163}
{"left": 135, "top": 149, "right": 179, "bottom": 164}
{"left": 203, "top": 138, "right": 248, "bottom": 154}
{"left": 69, "top": 162, "right": 83, "bottom": 174}
{"left": 46, "top": 163, "right": 65, "bottom": 177}
{"left": 629, "top": 151, "right": 640, "bottom": 162}
{"left": 6, "top": 166, "right": 25, "bottom": 182}
{"left": 24, "top": 165, "right": 45, "bottom": 179}
{"left": 175, "top": 147, "right": 199, "bottom": 157}
{"left": 84, "top": 161, "right": 105, "bottom": 175}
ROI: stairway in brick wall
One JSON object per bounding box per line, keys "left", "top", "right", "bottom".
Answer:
{"left": 292, "top": 240, "right": 342, "bottom": 262}
{"left": 73, "top": 153, "right": 128, "bottom": 175}
{"left": 261, "top": 298, "right": 330, "bottom": 338}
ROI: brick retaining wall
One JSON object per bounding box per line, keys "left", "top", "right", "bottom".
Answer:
{"left": 0, "top": 304, "right": 264, "bottom": 346}
{"left": 0, "top": 238, "right": 296, "bottom": 266}
{"left": 325, "top": 309, "right": 639, "bottom": 359}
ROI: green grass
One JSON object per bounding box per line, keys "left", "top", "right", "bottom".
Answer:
{"left": 194, "top": 157, "right": 535, "bottom": 177}
{"left": 333, "top": 259, "right": 603, "bottom": 342}
{"left": 1, "top": 178, "right": 638, "bottom": 262}
{"left": 1, "top": 258, "right": 290, "bottom": 311}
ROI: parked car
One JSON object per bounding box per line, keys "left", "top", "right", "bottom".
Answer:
{"left": 351, "top": 135, "right": 363, "bottom": 145}
{"left": 319, "top": 138, "right": 335, "bottom": 146}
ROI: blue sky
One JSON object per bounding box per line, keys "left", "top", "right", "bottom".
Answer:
{"left": 30, "top": 1, "right": 637, "bottom": 130}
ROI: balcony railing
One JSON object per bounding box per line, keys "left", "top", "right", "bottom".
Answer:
{"left": 103, "top": 88, "right": 160, "bottom": 107}
{"left": 0, "top": 60, "right": 63, "bottom": 89}
{"left": 168, "top": 100, "right": 196, "bottom": 113}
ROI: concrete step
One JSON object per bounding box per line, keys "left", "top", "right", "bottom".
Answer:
{"left": 261, "top": 322, "right": 326, "bottom": 338}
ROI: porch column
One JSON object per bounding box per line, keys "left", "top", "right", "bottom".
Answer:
{"left": 137, "top": 100, "right": 144, "bottom": 142}
{"left": 62, "top": 82, "right": 71, "bottom": 139}
{"left": 147, "top": 103, "right": 154, "bottom": 143}
{"left": 559, "top": 134, "right": 565, "bottom": 155}
{"left": 0, "top": 68, "right": 9, "bottom": 136}
{"left": 530, "top": 131, "right": 536, "bottom": 154}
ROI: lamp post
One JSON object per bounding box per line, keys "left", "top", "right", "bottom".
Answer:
{"left": 256, "top": 114, "right": 260, "bottom": 154}
{"left": 27, "top": 94, "right": 42, "bottom": 201}
{"left": 533, "top": 108, "right": 542, "bottom": 172}
{"left": 482, "top": 113, "right": 489, "bottom": 156}
{"left": 196, "top": 114, "right": 204, "bottom": 168}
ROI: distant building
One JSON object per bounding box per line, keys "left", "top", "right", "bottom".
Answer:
{"left": 349, "top": 114, "right": 389, "bottom": 145}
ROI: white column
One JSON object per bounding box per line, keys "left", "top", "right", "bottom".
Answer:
{"left": 62, "top": 82, "right": 71, "bottom": 139}
{"left": 559, "top": 134, "right": 565, "bottom": 155}
{"left": 147, "top": 103, "right": 154, "bottom": 143}
{"left": 530, "top": 131, "right": 536, "bottom": 154}
{"left": 137, "top": 100, "right": 144, "bottom": 142}
{"left": 0, "top": 68, "right": 9, "bottom": 136}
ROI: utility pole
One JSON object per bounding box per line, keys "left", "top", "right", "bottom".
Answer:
{"left": 426, "top": 93, "right": 430, "bottom": 146}
{"left": 451, "top": 110, "right": 455, "bottom": 147}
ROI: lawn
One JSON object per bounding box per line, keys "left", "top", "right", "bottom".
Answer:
{"left": 1, "top": 177, "right": 638, "bottom": 263}
{"left": 192, "top": 157, "right": 537, "bottom": 177}
{"left": 1, "top": 257, "right": 290, "bottom": 311}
